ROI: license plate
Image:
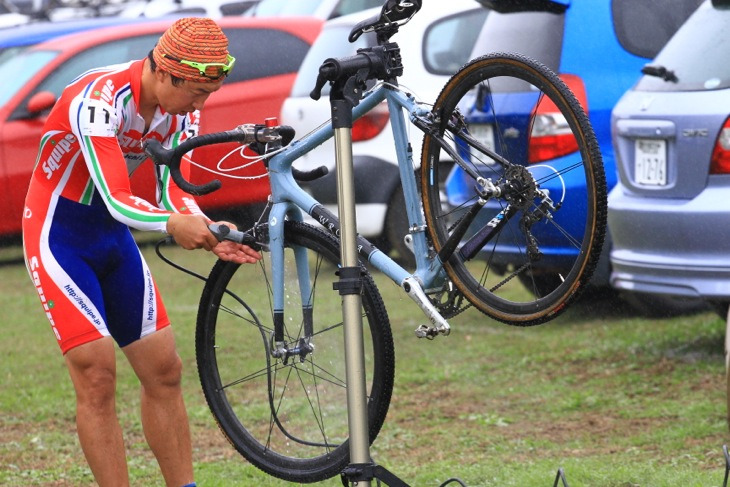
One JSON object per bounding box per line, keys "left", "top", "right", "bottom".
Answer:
{"left": 468, "top": 123, "right": 496, "bottom": 165}
{"left": 634, "top": 139, "right": 667, "bottom": 186}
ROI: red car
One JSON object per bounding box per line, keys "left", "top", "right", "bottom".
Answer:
{"left": 0, "top": 16, "right": 322, "bottom": 236}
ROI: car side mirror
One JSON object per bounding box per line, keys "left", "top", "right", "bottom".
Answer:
{"left": 27, "top": 91, "right": 56, "bottom": 116}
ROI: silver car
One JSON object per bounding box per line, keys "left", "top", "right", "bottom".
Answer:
{"left": 608, "top": 0, "right": 730, "bottom": 313}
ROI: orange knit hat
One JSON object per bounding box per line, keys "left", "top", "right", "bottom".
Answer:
{"left": 153, "top": 17, "right": 231, "bottom": 83}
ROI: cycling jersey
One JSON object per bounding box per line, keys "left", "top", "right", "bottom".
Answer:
{"left": 23, "top": 59, "right": 206, "bottom": 353}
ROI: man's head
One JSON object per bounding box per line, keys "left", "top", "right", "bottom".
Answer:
{"left": 149, "top": 17, "right": 234, "bottom": 114}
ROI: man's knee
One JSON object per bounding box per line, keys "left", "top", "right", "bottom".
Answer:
{"left": 71, "top": 364, "right": 117, "bottom": 410}
{"left": 65, "top": 340, "right": 117, "bottom": 410}
{"left": 142, "top": 352, "right": 184, "bottom": 396}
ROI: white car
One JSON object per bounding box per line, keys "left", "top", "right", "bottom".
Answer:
{"left": 115, "top": 0, "right": 259, "bottom": 18}
{"left": 0, "top": 0, "right": 30, "bottom": 28}
{"left": 280, "top": 0, "right": 488, "bottom": 263}
{"left": 243, "top": 0, "right": 382, "bottom": 19}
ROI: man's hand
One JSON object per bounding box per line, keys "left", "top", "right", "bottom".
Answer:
{"left": 212, "top": 239, "right": 262, "bottom": 264}
{"left": 167, "top": 213, "right": 218, "bottom": 250}
{"left": 166, "top": 214, "right": 262, "bottom": 264}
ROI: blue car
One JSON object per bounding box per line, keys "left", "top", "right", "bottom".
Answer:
{"left": 446, "top": 0, "right": 701, "bottom": 296}
{"left": 608, "top": 0, "right": 730, "bottom": 315}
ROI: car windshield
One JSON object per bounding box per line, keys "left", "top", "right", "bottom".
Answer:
{"left": 469, "top": 10, "right": 563, "bottom": 73}
{"left": 635, "top": 1, "right": 730, "bottom": 91}
{"left": 290, "top": 23, "right": 372, "bottom": 97}
{"left": 0, "top": 49, "right": 58, "bottom": 106}
{"left": 245, "top": 0, "right": 324, "bottom": 16}
{"left": 0, "top": 45, "right": 28, "bottom": 66}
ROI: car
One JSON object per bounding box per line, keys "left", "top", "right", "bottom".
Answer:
{"left": 279, "top": 0, "right": 490, "bottom": 263}
{"left": 0, "top": 16, "right": 322, "bottom": 237}
{"left": 116, "top": 0, "right": 260, "bottom": 19}
{"left": 243, "top": 0, "right": 383, "bottom": 19}
{"left": 607, "top": 0, "right": 730, "bottom": 314}
{"left": 446, "top": 0, "right": 702, "bottom": 297}
{"left": 0, "top": 0, "right": 30, "bottom": 27}
{"left": 0, "top": 17, "right": 158, "bottom": 63}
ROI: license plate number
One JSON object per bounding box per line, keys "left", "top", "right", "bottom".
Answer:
{"left": 468, "top": 124, "right": 495, "bottom": 165}
{"left": 634, "top": 139, "right": 667, "bottom": 186}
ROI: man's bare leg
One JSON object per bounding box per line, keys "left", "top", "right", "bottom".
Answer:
{"left": 65, "top": 337, "right": 129, "bottom": 487}
{"left": 123, "top": 327, "right": 194, "bottom": 487}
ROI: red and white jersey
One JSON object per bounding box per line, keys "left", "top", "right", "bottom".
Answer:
{"left": 29, "top": 58, "right": 205, "bottom": 233}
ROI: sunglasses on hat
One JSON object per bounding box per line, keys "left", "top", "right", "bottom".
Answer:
{"left": 163, "top": 53, "right": 236, "bottom": 80}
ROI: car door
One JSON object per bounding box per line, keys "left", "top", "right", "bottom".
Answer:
{"left": 1, "top": 34, "right": 161, "bottom": 234}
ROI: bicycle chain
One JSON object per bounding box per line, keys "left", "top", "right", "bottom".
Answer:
{"left": 489, "top": 262, "right": 531, "bottom": 293}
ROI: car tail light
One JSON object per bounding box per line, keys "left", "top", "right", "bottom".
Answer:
{"left": 528, "top": 74, "right": 588, "bottom": 163}
{"left": 352, "top": 101, "right": 389, "bottom": 142}
{"left": 710, "top": 117, "right": 730, "bottom": 174}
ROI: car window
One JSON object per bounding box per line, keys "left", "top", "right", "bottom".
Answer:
{"left": 245, "top": 0, "right": 326, "bottom": 16}
{"left": 0, "top": 45, "right": 27, "bottom": 65}
{"left": 635, "top": 1, "right": 730, "bottom": 92}
{"left": 331, "top": 0, "right": 382, "bottom": 18}
{"left": 612, "top": 0, "right": 703, "bottom": 59}
{"left": 289, "top": 24, "right": 375, "bottom": 97}
{"left": 224, "top": 27, "right": 313, "bottom": 84}
{"left": 8, "top": 35, "right": 158, "bottom": 120}
{"left": 34, "top": 34, "right": 159, "bottom": 99}
{"left": 468, "top": 10, "right": 563, "bottom": 73}
{"left": 0, "top": 49, "right": 58, "bottom": 106}
{"left": 219, "top": 1, "right": 259, "bottom": 15}
{"left": 424, "top": 8, "right": 489, "bottom": 75}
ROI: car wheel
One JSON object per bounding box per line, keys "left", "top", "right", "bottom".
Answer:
{"left": 619, "top": 291, "right": 709, "bottom": 318}
{"left": 707, "top": 300, "right": 730, "bottom": 320}
{"left": 725, "top": 304, "right": 730, "bottom": 432}
{"left": 384, "top": 186, "right": 415, "bottom": 268}
{"left": 517, "top": 271, "right": 563, "bottom": 297}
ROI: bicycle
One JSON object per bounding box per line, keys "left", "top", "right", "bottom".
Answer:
{"left": 146, "top": 0, "right": 606, "bottom": 483}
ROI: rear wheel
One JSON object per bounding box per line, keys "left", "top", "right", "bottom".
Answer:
{"left": 195, "top": 221, "right": 394, "bottom": 483}
{"left": 421, "top": 52, "right": 606, "bottom": 325}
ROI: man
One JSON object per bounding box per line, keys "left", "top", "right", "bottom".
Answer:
{"left": 22, "top": 17, "right": 260, "bottom": 487}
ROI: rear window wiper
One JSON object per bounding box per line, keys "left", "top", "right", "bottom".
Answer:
{"left": 641, "top": 64, "right": 679, "bottom": 83}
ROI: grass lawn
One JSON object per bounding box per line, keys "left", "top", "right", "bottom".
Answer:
{"left": 1, "top": 241, "right": 729, "bottom": 486}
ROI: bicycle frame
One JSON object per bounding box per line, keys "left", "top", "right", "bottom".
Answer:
{"left": 264, "top": 83, "right": 454, "bottom": 338}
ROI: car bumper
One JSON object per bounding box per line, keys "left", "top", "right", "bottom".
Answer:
{"left": 608, "top": 179, "right": 730, "bottom": 298}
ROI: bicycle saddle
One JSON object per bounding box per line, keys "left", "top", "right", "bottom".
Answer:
{"left": 348, "top": 0, "right": 422, "bottom": 42}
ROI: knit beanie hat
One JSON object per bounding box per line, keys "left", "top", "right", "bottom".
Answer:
{"left": 153, "top": 17, "right": 231, "bottom": 83}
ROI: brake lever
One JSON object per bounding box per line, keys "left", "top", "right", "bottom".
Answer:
{"left": 208, "top": 223, "right": 265, "bottom": 251}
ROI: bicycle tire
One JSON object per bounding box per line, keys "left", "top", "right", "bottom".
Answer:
{"left": 421, "top": 52, "right": 606, "bottom": 325}
{"left": 195, "top": 221, "right": 394, "bottom": 483}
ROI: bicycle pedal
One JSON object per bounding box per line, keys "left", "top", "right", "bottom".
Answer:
{"left": 414, "top": 324, "right": 449, "bottom": 340}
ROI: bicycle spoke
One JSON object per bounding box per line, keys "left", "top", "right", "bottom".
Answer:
{"left": 196, "top": 221, "right": 393, "bottom": 482}
{"left": 421, "top": 53, "right": 605, "bottom": 323}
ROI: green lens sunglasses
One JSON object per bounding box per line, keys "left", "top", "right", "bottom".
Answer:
{"left": 162, "top": 53, "right": 236, "bottom": 80}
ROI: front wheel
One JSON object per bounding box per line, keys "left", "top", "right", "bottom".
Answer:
{"left": 195, "top": 221, "right": 395, "bottom": 483}
{"left": 421, "top": 52, "right": 606, "bottom": 325}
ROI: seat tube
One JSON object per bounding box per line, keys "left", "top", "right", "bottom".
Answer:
{"left": 387, "top": 93, "right": 429, "bottom": 265}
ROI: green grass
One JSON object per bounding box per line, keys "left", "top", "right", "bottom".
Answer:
{"left": 1, "top": 241, "right": 729, "bottom": 486}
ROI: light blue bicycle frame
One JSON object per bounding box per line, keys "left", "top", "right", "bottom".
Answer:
{"left": 263, "top": 84, "right": 452, "bottom": 336}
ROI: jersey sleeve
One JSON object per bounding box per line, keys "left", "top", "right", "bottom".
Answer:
{"left": 155, "top": 112, "right": 208, "bottom": 218}
{"left": 70, "top": 94, "right": 173, "bottom": 233}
